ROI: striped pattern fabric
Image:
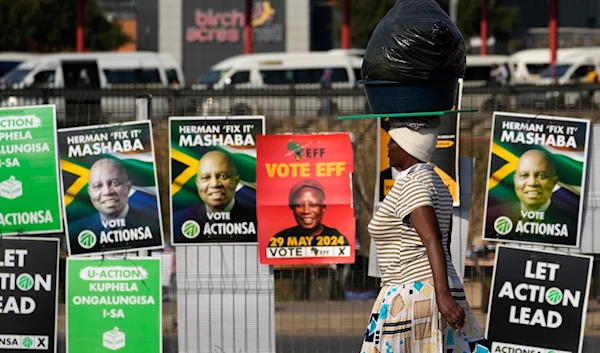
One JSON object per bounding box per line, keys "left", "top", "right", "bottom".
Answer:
{"left": 368, "top": 163, "right": 455, "bottom": 285}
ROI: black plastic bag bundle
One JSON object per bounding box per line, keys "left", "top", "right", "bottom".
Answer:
{"left": 361, "top": 0, "right": 466, "bottom": 83}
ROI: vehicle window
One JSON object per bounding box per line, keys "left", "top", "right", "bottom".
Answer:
{"left": 261, "top": 70, "right": 291, "bottom": 84}
{"left": 571, "top": 65, "right": 595, "bottom": 80}
{"left": 32, "top": 70, "right": 55, "bottom": 86}
{"left": 329, "top": 68, "right": 349, "bottom": 82}
{"left": 1, "top": 69, "right": 31, "bottom": 85}
{"left": 261, "top": 68, "right": 349, "bottom": 85}
{"left": 104, "top": 69, "right": 162, "bottom": 84}
{"left": 0, "top": 61, "right": 21, "bottom": 78}
{"left": 527, "top": 64, "right": 549, "bottom": 75}
{"left": 539, "top": 64, "right": 570, "bottom": 78}
{"left": 230, "top": 71, "right": 250, "bottom": 84}
{"left": 166, "top": 69, "right": 180, "bottom": 84}
{"left": 293, "top": 69, "right": 323, "bottom": 84}
{"left": 139, "top": 69, "right": 161, "bottom": 83}
{"left": 197, "top": 70, "right": 223, "bottom": 85}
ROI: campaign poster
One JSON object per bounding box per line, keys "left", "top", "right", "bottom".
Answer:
{"left": 0, "top": 105, "right": 63, "bottom": 235}
{"left": 0, "top": 237, "right": 59, "bottom": 352}
{"left": 375, "top": 81, "right": 463, "bottom": 207}
{"left": 66, "top": 258, "right": 161, "bottom": 353}
{"left": 58, "top": 121, "right": 164, "bottom": 256}
{"left": 169, "top": 116, "right": 264, "bottom": 245}
{"left": 482, "top": 112, "right": 590, "bottom": 247}
{"left": 256, "top": 133, "right": 355, "bottom": 265}
{"left": 486, "top": 245, "right": 592, "bottom": 353}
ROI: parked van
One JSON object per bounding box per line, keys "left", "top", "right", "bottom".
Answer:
{"left": 193, "top": 51, "right": 362, "bottom": 90}
{"left": 507, "top": 47, "right": 591, "bottom": 84}
{"left": 0, "top": 52, "right": 38, "bottom": 79}
{"left": 524, "top": 50, "right": 600, "bottom": 108}
{"left": 0, "top": 52, "right": 184, "bottom": 123}
{"left": 1, "top": 51, "right": 184, "bottom": 89}
{"left": 535, "top": 50, "right": 600, "bottom": 85}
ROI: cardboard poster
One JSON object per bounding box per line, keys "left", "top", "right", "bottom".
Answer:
{"left": 58, "top": 121, "right": 164, "bottom": 256}
{"left": 66, "top": 258, "right": 162, "bottom": 353}
{"left": 0, "top": 237, "right": 59, "bottom": 352}
{"left": 256, "top": 133, "right": 355, "bottom": 265}
{"left": 375, "top": 80, "right": 463, "bottom": 207}
{"left": 169, "top": 116, "right": 264, "bottom": 244}
{"left": 486, "top": 246, "right": 592, "bottom": 353}
{"left": 0, "top": 105, "right": 63, "bottom": 235}
{"left": 483, "top": 112, "right": 590, "bottom": 247}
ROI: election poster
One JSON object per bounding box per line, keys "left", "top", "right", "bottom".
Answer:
{"left": 0, "top": 237, "right": 59, "bottom": 352}
{"left": 375, "top": 80, "right": 463, "bottom": 207}
{"left": 66, "top": 257, "right": 162, "bottom": 353}
{"left": 256, "top": 133, "right": 355, "bottom": 265}
{"left": 486, "top": 245, "right": 592, "bottom": 353}
{"left": 58, "top": 121, "right": 164, "bottom": 256}
{"left": 483, "top": 112, "right": 590, "bottom": 247}
{"left": 169, "top": 116, "right": 264, "bottom": 245}
{"left": 0, "top": 105, "right": 63, "bottom": 235}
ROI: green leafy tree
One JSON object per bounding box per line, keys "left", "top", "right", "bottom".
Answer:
{"left": 0, "top": 0, "right": 130, "bottom": 52}
{"left": 338, "top": 0, "right": 518, "bottom": 49}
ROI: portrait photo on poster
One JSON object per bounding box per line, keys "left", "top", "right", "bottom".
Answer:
{"left": 483, "top": 112, "right": 590, "bottom": 247}
{"left": 58, "top": 121, "right": 164, "bottom": 256}
{"left": 256, "top": 133, "right": 356, "bottom": 265}
{"left": 169, "top": 117, "right": 264, "bottom": 245}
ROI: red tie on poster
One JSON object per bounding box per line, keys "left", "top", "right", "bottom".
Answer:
{"left": 256, "top": 133, "right": 356, "bottom": 265}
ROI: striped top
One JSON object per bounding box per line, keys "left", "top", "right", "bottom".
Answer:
{"left": 368, "top": 163, "right": 456, "bottom": 285}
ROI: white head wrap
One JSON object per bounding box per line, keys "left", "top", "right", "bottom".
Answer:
{"left": 387, "top": 127, "right": 439, "bottom": 162}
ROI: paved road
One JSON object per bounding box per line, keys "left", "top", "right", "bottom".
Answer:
{"left": 54, "top": 333, "right": 600, "bottom": 353}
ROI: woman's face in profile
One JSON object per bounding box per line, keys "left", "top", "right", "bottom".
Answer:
{"left": 291, "top": 187, "right": 325, "bottom": 230}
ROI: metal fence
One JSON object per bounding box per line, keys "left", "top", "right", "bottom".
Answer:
{"left": 2, "top": 84, "right": 600, "bottom": 352}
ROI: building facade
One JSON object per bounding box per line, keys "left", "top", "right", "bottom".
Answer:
{"left": 136, "top": 0, "right": 310, "bottom": 84}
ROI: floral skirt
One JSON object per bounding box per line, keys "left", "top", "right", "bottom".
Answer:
{"left": 360, "top": 277, "right": 488, "bottom": 353}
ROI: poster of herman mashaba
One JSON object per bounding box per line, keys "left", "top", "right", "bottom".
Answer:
{"left": 170, "top": 116, "right": 264, "bottom": 245}
{"left": 483, "top": 112, "right": 590, "bottom": 247}
{"left": 58, "top": 121, "right": 164, "bottom": 256}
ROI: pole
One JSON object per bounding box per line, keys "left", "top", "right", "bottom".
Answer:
{"left": 77, "top": 0, "right": 85, "bottom": 52}
{"left": 245, "top": 0, "right": 253, "bottom": 54}
{"left": 549, "top": 0, "right": 558, "bottom": 66}
{"left": 450, "top": 0, "right": 459, "bottom": 24}
{"left": 341, "top": 0, "right": 351, "bottom": 49}
{"left": 480, "top": 0, "right": 488, "bottom": 55}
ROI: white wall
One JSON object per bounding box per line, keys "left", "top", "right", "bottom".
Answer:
{"left": 285, "top": 0, "right": 310, "bottom": 52}
{"left": 159, "top": 0, "right": 182, "bottom": 69}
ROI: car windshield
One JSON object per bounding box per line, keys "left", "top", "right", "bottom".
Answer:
{"left": 196, "top": 70, "right": 223, "bottom": 85}
{"left": 1, "top": 69, "right": 31, "bottom": 85}
{"left": 539, "top": 65, "right": 570, "bottom": 78}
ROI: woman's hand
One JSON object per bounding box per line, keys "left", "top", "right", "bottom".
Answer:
{"left": 436, "top": 289, "right": 465, "bottom": 331}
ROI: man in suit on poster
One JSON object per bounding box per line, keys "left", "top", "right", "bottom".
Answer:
{"left": 272, "top": 179, "right": 348, "bottom": 246}
{"left": 486, "top": 149, "right": 578, "bottom": 244}
{"left": 172, "top": 151, "right": 256, "bottom": 242}
{"left": 69, "top": 158, "right": 158, "bottom": 240}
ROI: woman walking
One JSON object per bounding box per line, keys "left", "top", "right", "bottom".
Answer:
{"left": 361, "top": 124, "right": 488, "bottom": 353}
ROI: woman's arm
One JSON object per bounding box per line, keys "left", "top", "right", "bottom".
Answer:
{"left": 410, "top": 205, "right": 465, "bottom": 331}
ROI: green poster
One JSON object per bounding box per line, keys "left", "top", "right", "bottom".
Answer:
{"left": 0, "top": 105, "right": 62, "bottom": 235}
{"left": 66, "top": 258, "right": 162, "bottom": 353}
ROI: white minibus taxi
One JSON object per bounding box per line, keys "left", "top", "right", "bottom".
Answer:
{"left": 0, "top": 52, "right": 184, "bottom": 122}
{"left": 507, "top": 47, "right": 591, "bottom": 84}
{"left": 195, "top": 51, "right": 365, "bottom": 116}
{"left": 194, "top": 51, "right": 362, "bottom": 90}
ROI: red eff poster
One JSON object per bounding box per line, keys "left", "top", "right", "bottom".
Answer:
{"left": 256, "top": 133, "right": 355, "bottom": 265}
